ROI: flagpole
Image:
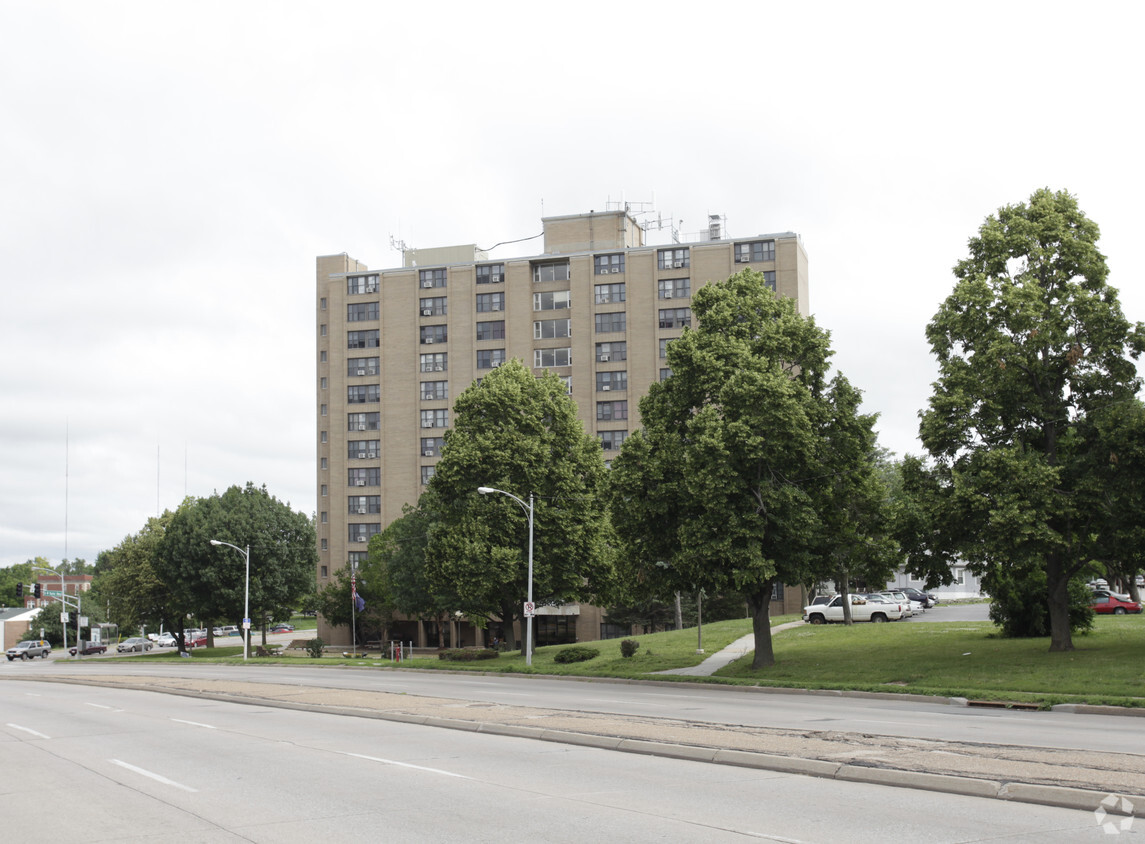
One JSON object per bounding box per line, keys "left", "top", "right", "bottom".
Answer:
{"left": 351, "top": 565, "right": 357, "bottom": 657}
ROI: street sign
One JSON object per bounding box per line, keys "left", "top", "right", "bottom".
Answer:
{"left": 44, "top": 589, "right": 62, "bottom": 596}
{"left": 523, "top": 601, "right": 535, "bottom": 617}
{"left": 60, "top": 612, "right": 69, "bottom": 623}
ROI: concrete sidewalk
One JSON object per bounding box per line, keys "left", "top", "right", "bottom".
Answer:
{"left": 20, "top": 671, "right": 1144, "bottom": 821}
{"left": 653, "top": 621, "right": 805, "bottom": 676}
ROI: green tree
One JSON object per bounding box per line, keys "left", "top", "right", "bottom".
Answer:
{"left": 97, "top": 513, "right": 185, "bottom": 643}
{"left": 156, "top": 484, "right": 318, "bottom": 645}
{"left": 608, "top": 268, "right": 842, "bottom": 669}
{"left": 424, "top": 360, "right": 612, "bottom": 654}
{"left": 0, "top": 560, "right": 35, "bottom": 608}
{"left": 920, "top": 188, "right": 1144, "bottom": 650}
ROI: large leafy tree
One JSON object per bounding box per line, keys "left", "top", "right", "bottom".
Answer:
{"left": 920, "top": 188, "right": 1144, "bottom": 651}
{"left": 608, "top": 268, "right": 849, "bottom": 668}
{"left": 97, "top": 512, "right": 186, "bottom": 641}
{"left": 424, "top": 360, "right": 612, "bottom": 653}
{"left": 156, "top": 484, "right": 317, "bottom": 644}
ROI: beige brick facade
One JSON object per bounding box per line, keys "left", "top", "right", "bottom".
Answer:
{"left": 316, "top": 210, "right": 809, "bottom": 645}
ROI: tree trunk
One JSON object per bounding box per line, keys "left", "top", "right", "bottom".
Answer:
{"left": 674, "top": 592, "right": 683, "bottom": 630}
{"left": 748, "top": 588, "right": 774, "bottom": 669}
{"left": 839, "top": 569, "right": 853, "bottom": 625}
{"left": 1046, "top": 551, "right": 1074, "bottom": 652}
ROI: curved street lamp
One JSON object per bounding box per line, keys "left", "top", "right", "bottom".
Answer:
{"left": 209, "top": 539, "right": 250, "bottom": 660}
{"left": 477, "top": 486, "right": 534, "bottom": 666}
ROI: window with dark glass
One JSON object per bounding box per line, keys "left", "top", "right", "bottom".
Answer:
{"left": 532, "top": 260, "right": 570, "bottom": 282}
{"left": 348, "top": 330, "right": 380, "bottom": 349}
{"left": 595, "top": 312, "right": 626, "bottom": 333}
{"left": 476, "top": 263, "right": 505, "bottom": 284}
{"left": 594, "top": 282, "right": 626, "bottom": 304}
{"left": 347, "top": 302, "right": 379, "bottom": 322}
{"left": 658, "top": 307, "right": 691, "bottom": 329}
{"left": 476, "top": 320, "right": 505, "bottom": 341}
{"left": 596, "top": 341, "right": 627, "bottom": 362}
{"left": 658, "top": 247, "right": 689, "bottom": 270}
{"left": 419, "top": 296, "right": 447, "bottom": 317}
{"left": 476, "top": 292, "right": 505, "bottom": 312}
{"left": 735, "top": 240, "right": 776, "bottom": 263}
{"left": 419, "top": 268, "right": 447, "bottom": 289}
{"left": 658, "top": 278, "right": 690, "bottom": 299}
{"left": 420, "top": 324, "right": 447, "bottom": 345}
{"left": 595, "top": 371, "right": 627, "bottom": 392}
{"left": 594, "top": 254, "right": 625, "bottom": 275}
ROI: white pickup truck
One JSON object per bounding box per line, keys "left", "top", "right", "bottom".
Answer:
{"left": 803, "top": 594, "right": 903, "bottom": 624}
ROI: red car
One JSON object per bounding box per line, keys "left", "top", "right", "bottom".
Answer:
{"left": 1091, "top": 593, "right": 1142, "bottom": 614}
{"left": 69, "top": 642, "right": 107, "bottom": 655}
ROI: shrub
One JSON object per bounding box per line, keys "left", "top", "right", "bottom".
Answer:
{"left": 438, "top": 648, "right": 499, "bottom": 662}
{"left": 305, "top": 637, "right": 325, "bottom": 658}
{"left": 619, "top": 639, "right": 640, "bottom": 658}
{"left": 553, "top": 645, "right": 599, "bottom": 664}
{"left": 985, "top": 568, "right": 1094, "bottom": 638}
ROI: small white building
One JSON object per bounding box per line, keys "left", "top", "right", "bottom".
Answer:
{"left": 887, "top": 564, "right": 985, "bottom": 601}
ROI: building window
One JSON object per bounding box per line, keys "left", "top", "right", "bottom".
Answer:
{"left": 320, "top": 350, "right": 327, "bottom": 363}
{"left": 419, "top": 296, "right": 447, "bottom": 317}
{"left": 476, "top": 263, "right": 504, "bottom": 284}
{"left": 348, "top": 357, "right": 379, "bottom": 376}
{"left": 598, "top": 430, "right": 628, "bottom": 450}
{"left": 658, "top": 278, "right": 690, "bottom": 299}
{"left": 596, "top": 341, "right": 627, "bottom": 362}
{"left": 476, "top": 292, "right": 505, "bottom": 313}
{"left": 770, "top": 582, "right": 784, "bottom": 601}
{"left": 347, "top": 302, "right": 379, "bottom": 322}
{"left": 595, "top": 312, "right": 626, "bottom": 333}
{"left": 659, "top": 338, "right": 676, "bottom": 359}
{"left": 660, "top": 367, "right": 673, "bottom": 381}
{"left": 419, "top": 268, "right": 447, "bottom": 289}
{"left": 348, "top": 495, "right": 381, "bottom": 515}
{"left": 320, "top": 324, "right": 327, "bottom": 336}
{"left": 349, "top": 523, "right": 381, "bottom": 544}
{"left": 348, "top": 440, "right": 381, "bottom": 459}
{"left": 534, "top": 347, "right": 572, "bottom": 368}
{"left": 735, "top": 240, "right": 775, "bottom": 263}
{"left": 658, "top": 247, "right": 690, "bottom": 270}
{"left": 348, "top": 412, "right": 380, "bottom": 431}
{"left": 320, "top": 458, "right": 328, "bottom": 470}
{"left": 348, "top": 551, "right": 368, "bottom": 568}
{"left": 320, "top": 563, "right": 328, "bottom": 575}
{"left": 594, "top": 254, "right": 625, "bottom": 275}
{"left": 659, "top": 307, "right": 691, "bottom": 329}
{"left": 348, "top": 467, "right": 381, "bottom": 487}
{"left": 596, "top": 400, "right": 628, "bottom": 421}
{"left": 476, "top": 320, "right": 505, "bottom": 341}
{"left": 557, "top": 374, "right": 572, "bottom": 394}
{"left": 321, "top": 484, "right": 328, "bottom": 497}
{"left": 348, "top": 384, "right": 381, "bottom": 404}
{"left": 533, "top": 260, "right": 570, "bottom": 282}
{"left": 320, "top": 511, "right": 327, "bottom": 523}
{"left": 421, "top": 436, "right": 444, "bottom": 457}
{"left": 420, "top": 380, "right": 447, "bottom": 401}
{"left": 476, "top": 348, "right": 506, "bottom": 370}
{"left": 533, "top": 290, "right": 571, "bottom": 311}
{"left": 420, "top": 353, "right": 447, "bottom": 372}
{"left": 320, "top": 377, "right": 327, "bottom": 389}
{"left": 420, "top": 324, "right": 447, "bottom": 345}
{"left": 320, "top": 297, "right": 327, "bottom": 310}
{"left": 320, "top": 404, "right": 327, "bottom": 416}
{"left": 762, "top": 270, "right": 776, "bottom": 291}
{"left": 533, "top": 318, "right": 571, "bottom": 339}
{"left": 596, "top": 371, "right": 627, "bottom": 392}
{"left": 321, "top": 431, "right": 327, "bottom": 444}
{"left": 594, "top": 283, "right": 626, "bottom": 304}
{"left": 420, "top": 409, "right": 449, "bottom": 428}
{"left": 348, "top": 330, "right": 380, "bottom": 349}
{"left": 347, "top": 274, "right": 379, "bottom": 295}
{"left": 421, "top": 465, "right": 436, "bottom": 485}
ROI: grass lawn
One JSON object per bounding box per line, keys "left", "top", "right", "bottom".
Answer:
{"left": 118, "top": 613, "right": 1145, "bottom": 709}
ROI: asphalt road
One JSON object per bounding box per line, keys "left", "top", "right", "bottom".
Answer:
{"left": 2, "top": 679, "right": 1129, "bottom": 842}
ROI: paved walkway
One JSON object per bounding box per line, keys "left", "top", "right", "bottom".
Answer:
{"left": 654, "top": 621, "right": 804, "bottom": 676}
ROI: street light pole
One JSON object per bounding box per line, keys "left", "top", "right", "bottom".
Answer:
{"left": 477, "top": 486, "right": 534, "bottom": 666}
{"left": 209, "top": 539, "right": 250, "bottom": 660}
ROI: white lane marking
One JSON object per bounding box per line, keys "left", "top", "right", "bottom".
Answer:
{"left": 109, "top": 759, "right": 198, "bottom": 792}
{"left": 170, "top": 718, "right": 216, "bottom": 729}
{"left": 87, "top": 703, "right": 114, "bottom": 710}
{"left": 7, "top": 723, "right": 50, "bottom": 739}
{"left": 342, "top": 752, "right": 470, "bottom": 779}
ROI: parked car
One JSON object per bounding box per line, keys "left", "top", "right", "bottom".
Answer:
{"left": 803, "top": 594, "right": 902, "bottom": 624}
{"left": 808, "top": 596, "right": 832, "bottom": 607}
{"left": 878, "top": 591, "right": 915, "bottom": 617}
{"left": 900, "top": 587, "right": 938, "bottom": 608}
{"left": 156, "top": 632, "right": 177, "bottom": 647}
{"left": 1091, "top": 594, "right": 1142, "bottom": 615}
{"left": 184, "top": 631, "right": 208, "bottom": 648}
{"left": 269, "top": 623, "right": 295, "bottom": 633}
{"left": 69, "top": 642, "right": 107, "bottom": 656}
{"left": 117, "top": 637, "right": 153, "bottom": 653}
{"left": 7, "top": 640, "right": 51, "bottom": 660}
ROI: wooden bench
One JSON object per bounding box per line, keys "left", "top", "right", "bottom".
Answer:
{"left": 286, "top": 639, "right": 311, "bottom": 652}
{"left": 256, "top": 645, "right": 282, "bottom": 657}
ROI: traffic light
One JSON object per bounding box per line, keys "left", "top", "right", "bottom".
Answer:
{"left": 33, "top": 583, "right": 42, "bottom": 599}
{"left": 15, "top": 582, "right": 22, "bottom": 598}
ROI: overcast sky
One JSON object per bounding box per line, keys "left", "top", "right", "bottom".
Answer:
{"left": 2, "top": 1, "right": 1143, "bottom": 569}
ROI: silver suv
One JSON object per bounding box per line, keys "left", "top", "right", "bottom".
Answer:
{"left": 7, "top": 640, "right": 51, "bottom": 661}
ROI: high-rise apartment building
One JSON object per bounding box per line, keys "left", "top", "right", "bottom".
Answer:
{"left": 315, "top": 208, "right": 809, "bottom": 644}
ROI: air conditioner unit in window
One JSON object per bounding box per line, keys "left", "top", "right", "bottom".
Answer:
{"left": 663, "top": 292, "right": 673, "bottom": 299}
{"left": 358, "top": 424, "right": 367, "bottom": 431}
{"left": 491, "top": 361, "right": 501, "bottom": 367}
{"left": 356, "top": 480, "right": 366, "bottom": 486}
{"left": 422, "top": 308, "right": 432, "bottom": 316}
{"left": 491, "top": 304, "right": 501, "bottom": 311}
{"left": 422, "top": 421, "right": 434, "bottom": 428}
{"left": 357, "top": 507, "right": 366, "bottom": 514}
{"left": 602, "top": 385, "right": 611, "bottom": 391}
{"left": 491, "top": 274, "right": 501, "bottom": 283}
{"left": 599, "top": 354, "right": 609, "bottom": 362}
{"left": 357, "top": 369, "right": 366, "bottom": 375}
{"left": 356, "top": 536, "right": 367, "bottom": 542}
{"left": 612, "top": 267, "right": 621, "bottom": 273}
{"left": 422, "top": 280, "right": 433, "bottom": 288}
{"left": 366, "top": 451, "right": 376, "bottom": 458}
{"left": 367, "top": 368, "right": 376, "bottom": 375}
{"left": 423, "top": 393, "right": 435, "bottom": 400}
{"left": 423, "top": 450, "right": 434, "bottom": 457}
{"left": 366, "top": 284, "right": 378, "bottom": 293}
{"left": 433, "top": 364, "right": 444, "bottom": 371}
{"left": 674, "top": 260, "right": 685, "bottom": 268}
